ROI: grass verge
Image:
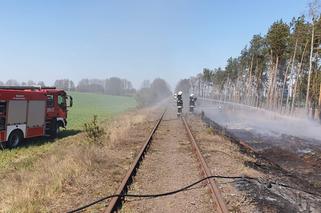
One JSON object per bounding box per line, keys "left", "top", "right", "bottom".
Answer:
{"left": 0, "top": 107, "right": 155, "bottom": 212}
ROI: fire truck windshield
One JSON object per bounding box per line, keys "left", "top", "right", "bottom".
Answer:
{"left": 58, "top": 95, "right": 66, "bottom": 108}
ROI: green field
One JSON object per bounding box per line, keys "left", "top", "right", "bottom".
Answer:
{"left": 67, "top": 92, "right": 137, "bottom": 129}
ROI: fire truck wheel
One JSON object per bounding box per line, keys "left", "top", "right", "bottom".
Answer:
{"left": 7, "top": 130, "right": 23, "bottom": 148}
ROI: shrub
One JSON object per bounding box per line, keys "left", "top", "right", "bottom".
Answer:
{"left": 83, "top": 115, "right": 106, "bottom": 143}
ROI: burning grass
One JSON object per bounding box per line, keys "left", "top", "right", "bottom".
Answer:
{"left": 0, "top": 108, "right": 156, "bottom": 212}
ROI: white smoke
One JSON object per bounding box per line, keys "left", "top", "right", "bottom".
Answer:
{"left": 198, "top": 99, "right": 321, "bottom": 143}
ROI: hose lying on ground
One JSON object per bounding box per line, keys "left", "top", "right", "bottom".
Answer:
{"left": 67, "top": 175, "right": 321, "bottom": 213}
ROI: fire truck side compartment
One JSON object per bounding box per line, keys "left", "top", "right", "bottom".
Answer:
{"left": 27, "top": 101, "right": 46, "bottom": 127}
{"left": 7, "top": 100, "right": 27, "bottom": 140}
{"left": 26, "top": 100, "right": 46, "bottom": 137}
{"left": 7, "top": 100, "right": 27, "bottom": 124}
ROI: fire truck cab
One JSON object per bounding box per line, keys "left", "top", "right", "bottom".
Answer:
{"left": 0, "top": 86, "right": 72, "bottom": 148}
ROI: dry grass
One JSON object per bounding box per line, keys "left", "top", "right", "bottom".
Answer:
{"left": 106, "top": 113, "right": 147, "bottom": 146}
{"left": 0, "top": 107, "right": 157, "bottom": 212}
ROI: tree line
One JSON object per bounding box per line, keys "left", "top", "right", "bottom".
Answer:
{"left": 57, "top": 77, "right": 136, "bottom": 96}
{"left": 188, "top": 1, "right": 321, "bottom": 120}
{"left": 1, "top": 77, "right": 172, "bottom": 106}
{"left": 0, "top": 77, "right": 136, "bottom": 96}
{"left": 0, "top": 80, "right": 46, "bottom": 87}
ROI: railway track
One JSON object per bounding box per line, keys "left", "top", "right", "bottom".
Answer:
{"left": 104, "top": 109, "right": 166, "bottom": 213}
{"left": 182, "top": 117, "right": 228, "bottom": 213}
{"left": 105, "top": 108, "right": 228, "bottom": 213}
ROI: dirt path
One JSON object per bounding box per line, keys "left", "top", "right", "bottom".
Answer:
{"left": 121, "top": 108, "right": 213, "bottom": 213}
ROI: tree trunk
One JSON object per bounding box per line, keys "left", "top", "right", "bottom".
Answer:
{"left": 280, "top": 61, "right": 291, "bottom": 113}
{"left": 271, "top": 56, "right": 279, "bottom": 110}
{"left": 312, "top": 101, "right": 316, "bottom": 120}
{"left": 255, "top": 59, "right": 261, "bottom": 108}
{"left": 285, "top": 39, "right": 298, "bottom": 113}
{"left": 248, "top": 55, "right": 254, "bottom": 105}
{"left": 291, "top": 40, "right": 309, "bottom": 115}
{"left": 267, "top": 50, "right": 274, "bottom": 108}
{"left": 306, "top": 21, "right": 315, "bottom": 112}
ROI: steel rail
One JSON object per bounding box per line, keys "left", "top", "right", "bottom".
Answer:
{"left": 104, "top": 109, "right": 166, "bottom": 213}
{"left": 182, "top": 116, "right": 229, "bottom": 213}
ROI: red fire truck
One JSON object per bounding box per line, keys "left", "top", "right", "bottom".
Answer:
{"left": 0, "top": 86, "right": 73, "bottom": 148}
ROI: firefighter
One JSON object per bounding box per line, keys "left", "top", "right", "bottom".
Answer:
{"left": 189, "top": 94, "right": 197, "bottom": 112}
{"left": 177, "top": 91, "right": 183, "bottom": 117}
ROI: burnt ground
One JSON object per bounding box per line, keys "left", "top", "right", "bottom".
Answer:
{"left": 236, "top": 131, "right": 321, "bottom": 189}
{"left": 200, "top": 114, "right": 321, "bottom": 212}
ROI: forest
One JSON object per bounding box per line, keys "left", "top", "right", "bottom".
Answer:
{"left": 185, "top": 2, "right": 321, "bottom": 120}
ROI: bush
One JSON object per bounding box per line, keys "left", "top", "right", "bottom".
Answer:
{"left": 83, "top": 115, "right": 106, "bottom": 143}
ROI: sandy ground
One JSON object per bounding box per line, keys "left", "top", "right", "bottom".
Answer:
{"left": 121, "top": 107, "right": 213, "bottom": 213}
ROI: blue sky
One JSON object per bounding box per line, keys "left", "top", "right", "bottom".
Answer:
{"left": 0, "top": 0, "right": 310, "bottom": 89}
